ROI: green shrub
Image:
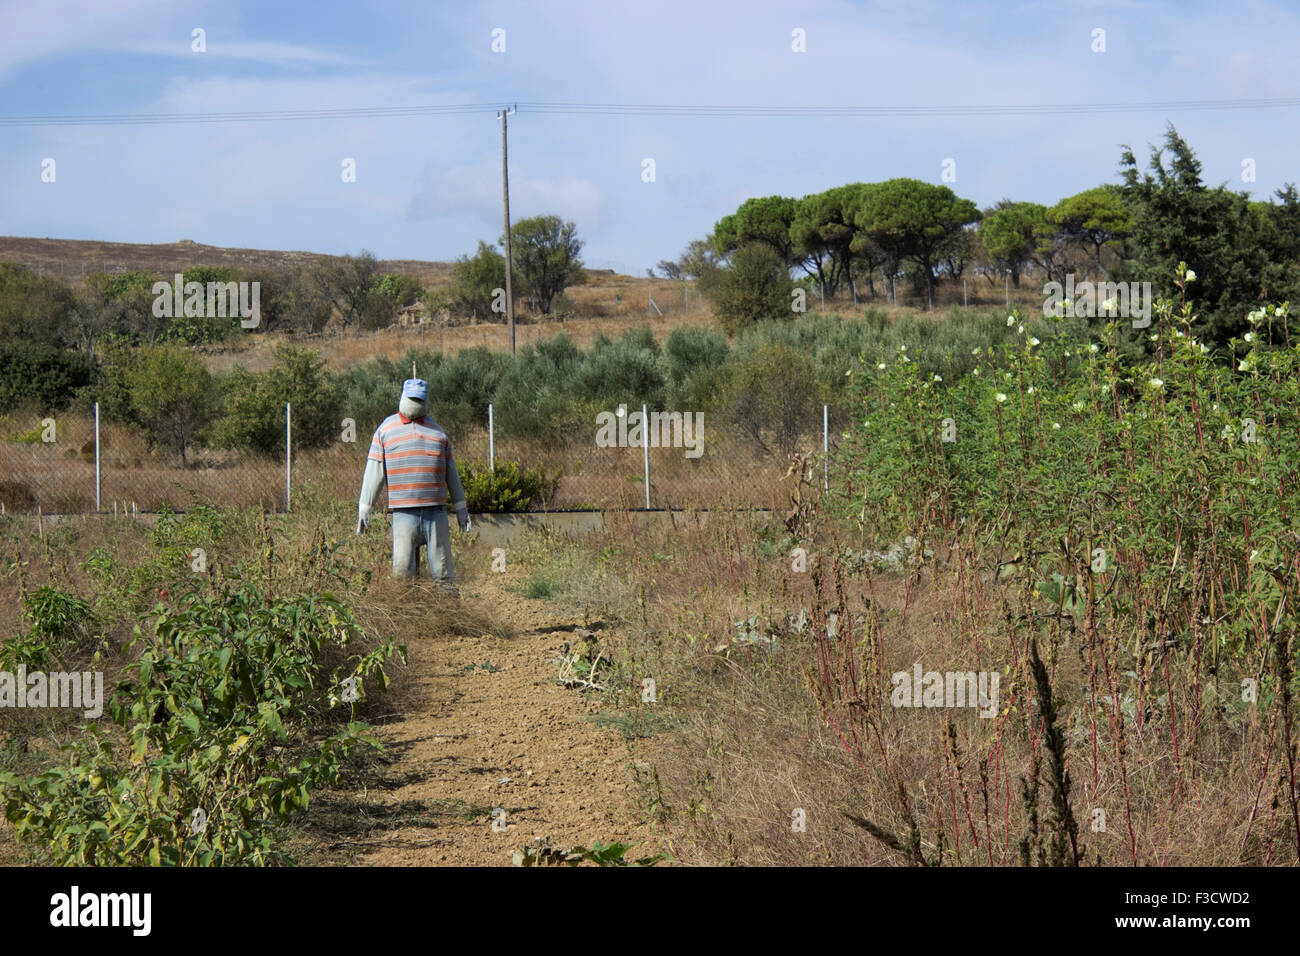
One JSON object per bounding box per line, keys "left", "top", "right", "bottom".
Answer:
{"left": 0, "top": 342, "right": 97, "bottom": 414}
{"left": 720, "top": 342, "right": 827, "bottom": 456}
{"left": 0, "top": 263, "right": 76, "bottom": 348}
{"left": 460, "top": 460, "right": 559, "bottom": 512}
{"left": 0, "top": 582, "right": 403, "bottom": 866}
{"left": 707, "top": 243, "right": 795, "bottom": 336}
{"left": 448, "top": 241, "right": 507, "bottom": 321}
{"left": 664, "top": 327, "right": 729, "bottom": 391}
{"left": 574, "top": 329, "right": 666, "bottom": 408}
{"left": 212, "top": 345, "right": 341, "bottom": 455}
{"left": 0, "top": 585, "right": 96, "bottom": 671}
{"left": 522, "top": 573, "right": 555, "bottom": 599}
{"left": 124, "top": 345, "right": 219, "bottom": 464}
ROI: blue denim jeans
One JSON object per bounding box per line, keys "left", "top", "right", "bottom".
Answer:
{"left": 390, "top": 506, "right": 453, "bottom": 582}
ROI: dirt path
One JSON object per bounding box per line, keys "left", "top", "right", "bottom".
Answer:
{"left": 310, "top": 572, "right": 659, "bottom": 866}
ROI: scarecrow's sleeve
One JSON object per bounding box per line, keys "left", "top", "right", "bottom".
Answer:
{"left": 445, "top": 447, "right": 467, "bottom": 511}
{"left": 359, "top": 429, "right": 386, "bottom": 510}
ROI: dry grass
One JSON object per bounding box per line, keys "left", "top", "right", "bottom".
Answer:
{"left": 1, "top": 412, "right": 809, "bottom": 514}
{"left": 511, "top": 484, "right": 1299, "bottom": 867}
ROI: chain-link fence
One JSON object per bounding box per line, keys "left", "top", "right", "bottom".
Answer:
{"left": 1, "top": 401, "right": 839, "bottom": 515}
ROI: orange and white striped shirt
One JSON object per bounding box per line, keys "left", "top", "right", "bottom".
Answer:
{"left": 367, "top": 413, "right": 454, "bottom": 508}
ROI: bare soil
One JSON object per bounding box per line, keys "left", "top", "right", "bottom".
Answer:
{"left": 303, "top": 569, "right": 663, "bottom": 866}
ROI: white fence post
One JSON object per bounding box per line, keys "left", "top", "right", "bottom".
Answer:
{"left": 488, "top": 403, "right": 495, "bottom": 472}
{"left": 285, "top": 402, "right": 292, "bottom": 512}
{"left": 642, "top": 403, "right": 650, "bottom": 510}
{"left": 823, "top": 404, "right": 829, "bottom": 492}
{"left": 94, "top": 401, "right": 101, "bottom": 512}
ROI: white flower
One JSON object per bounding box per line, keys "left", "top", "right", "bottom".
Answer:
{"left": 1244, "top": 332, "right": 1254, "bottom": 343}
{"left": 1004, "top": 372, "right": 1013, "bottom": 381}
{"left": 1064, "top": 350, "right": 1071, "bottom": 357}
{"left": 1101, "top": 298, "right": 1117, "bottom": 314}
{"left": 898, "top": 344, "right": 907, "bottom": 351}
{"left": 877, "top": 362, "right": 887, "bottom": 370}
{"left": 1185, "top": 269, "right": 1196, "bottom": 282}
{"left": 1149, "top": 377, "right": 1164, "bottom": 390}
{"left": 1029, "top": 337, "right": 1041, "bottom": 347}
{"left": 1052, "top": 422, "right": 1061, "bottom": 430}
{"left": 1006, "top": 316, "right": 1016, "bottom": 327}
{"left": 933, "top": 374, "right": 942, "bottom": 382}
{"left": 1249, "top": 549, "right": 1259, "bottom": 564}
{"left": 1018, "top": 324, "right": 1025, "bottom": 334}
{"left": 1026, "top": 386, "right": 1036, "bottom": 395}
{"left": 971, "top": 367, "right": 980, "bottom": 376}
{"left": 972, "top": 347, "right": 981, "bottom": 355}
{"left": 1072, "top": 401, "right": 1085, "bottom": 411}
{"left": 995, "top": 392, "right": 1008, "bottom": 403}
{"left": 1089, "top": 344, "right": 1099, "bottom": 354}
{"left": 1200, "top": 344, "right": 1210, "bottom": 354}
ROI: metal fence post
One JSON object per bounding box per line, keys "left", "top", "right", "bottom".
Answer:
{"left": 642, "top": 403, "right": 650, "bottom": 510}
{"left": 94, "top": 401, "right": 101, "bottom": 512}
{"left": 823, "top": 404, "right": 829, "bottom": 492}
{"left": 488, "top": 403, "right": 495, "bottom": 472}
{"left": 285, "top": 402, "right": 292, "bottom": 512}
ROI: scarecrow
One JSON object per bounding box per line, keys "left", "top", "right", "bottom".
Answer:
{"left": 357, "top": 378, "right": 471, "bottom": 583}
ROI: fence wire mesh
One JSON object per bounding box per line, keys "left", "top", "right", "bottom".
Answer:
{"left": 1, "top": 402, "right": 836, "bottom": 516}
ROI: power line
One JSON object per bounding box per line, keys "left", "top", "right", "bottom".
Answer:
{"left": 2, "top": 96, "right": 1299, "bottom": 127}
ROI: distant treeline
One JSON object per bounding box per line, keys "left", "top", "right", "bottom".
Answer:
{"left": 663, "top": 126, "right": 1300, "bottom": 346}
{"left": 0, "top": 310, "right": 1042, "bottom": 463}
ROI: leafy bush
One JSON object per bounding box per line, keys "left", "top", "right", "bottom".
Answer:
{"left": 0, "top": 342, "right": 97, "bottom": 414}
{"left": 124, "top": 345, "right": 219, "bottom": 464}
{"left": 0, "top": 583, "right": 403, "bottom": 865}
{"left": 460, "top": 460, "right": 559, "bottom": 512}
{"left": 0, "top": 586, "right": 96, "bottom": 671}
{"left": 155, "top": 267, "right": 246, "bottom": 345}
{"left": 720, "top": 342, "right": 827, "bottom": 456}
{"left": 0, "top": 263, "right": 77, "bottom": 347}
{"left": 212, "top": 346, "right": 342, "bottom": 455}
{"left": 448, "top": 241, "right": 507, "bottom": 321}
{"left": 664, "top": 326, "right": 729, "bottom": 393}
{"left": 707, "top": 243, "right": 796, "bottom": 336}
{"left": 375, "top": 272, "right": 425, "bottom": 308}
{"left": 574, "top": 328, "right": 666, "bottom": 408}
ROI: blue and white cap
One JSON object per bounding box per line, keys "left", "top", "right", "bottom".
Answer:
{"left": 401, "top": 378, "right": 428, "bottom": 401}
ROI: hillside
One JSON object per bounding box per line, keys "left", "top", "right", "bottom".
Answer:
{"left": 0, "top": 235, "right": 454, "bottom": 288}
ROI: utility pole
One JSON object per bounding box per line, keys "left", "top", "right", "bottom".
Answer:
{"left": 499, "top": 104, "right": 517, "bottom": 355}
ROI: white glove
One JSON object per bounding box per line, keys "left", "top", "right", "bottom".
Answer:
{"left": 455, "top": 503, "right": 471, "bottom": 533}
{"left": 357, "top": 503, "right": 371, "bottom": 535}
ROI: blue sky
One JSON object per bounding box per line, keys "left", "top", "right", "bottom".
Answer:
{"left": 2, "top": 0, "right": 1297, "bottom": 274}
